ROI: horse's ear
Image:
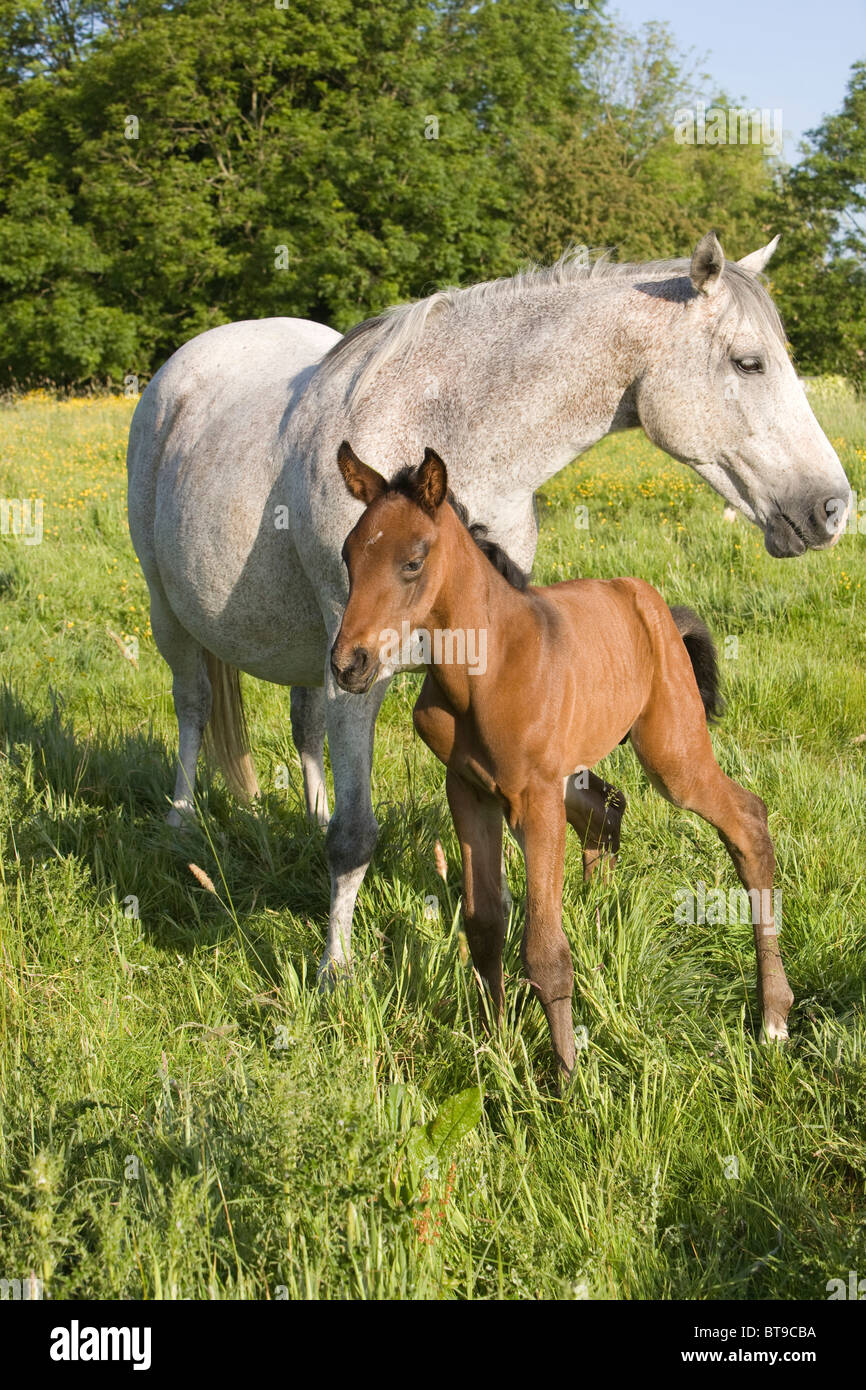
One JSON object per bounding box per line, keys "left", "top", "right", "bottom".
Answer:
{"left": 737, "top": 234, "right": 780, "bottom": 275}
{"left": 413, "top": 447, "right": 448, "bottom": 514}
{"left": 690, "top": 231, "right": 725, "bottom": 297}
{"left": 337, "top": 441, "right": 387, "bottom": 505}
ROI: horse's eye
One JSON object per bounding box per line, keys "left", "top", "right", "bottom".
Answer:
{"left": 734, "top": 356, "right": 764, "bottom": 375}
{"left": 402, "top": 558, "right": 424, "bottom": 576}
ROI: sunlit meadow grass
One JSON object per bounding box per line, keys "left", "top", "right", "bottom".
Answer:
{"left": 0, "top": 391, "right": 864, "bottom": 1300}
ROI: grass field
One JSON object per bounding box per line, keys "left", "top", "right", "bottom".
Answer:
{"left": 1, "top": 390, "right": 865, "bottom": 1300}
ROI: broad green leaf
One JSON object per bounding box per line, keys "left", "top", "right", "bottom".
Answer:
{"left": 426, "top": 1086, "right": 482, "bottom": 1160}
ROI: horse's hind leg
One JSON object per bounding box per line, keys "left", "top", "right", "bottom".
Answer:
{"left": 148, "top": 585, "right": 211, "bottom": 827}
{"left": 565, "top": 770, "right": 627, "bottom": 882}
{"left": 446, "top": 769, "right": 506, "bottom": 1026}
{"left": 631, "top": 699, "right": 793, "bottom": 1042}
{"left": 290, "top": 686, "right": 329, "bottom": 826}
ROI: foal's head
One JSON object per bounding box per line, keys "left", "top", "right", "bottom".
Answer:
{"left": 330, "top": 442, "right": 453, "bottom": 693}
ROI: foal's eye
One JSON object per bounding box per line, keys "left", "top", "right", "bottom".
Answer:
{"left": 733, "top": 356, "right": 764, "bottom": 375}
{"left": 402, "top": 558, "right": 424, "bottom": 576}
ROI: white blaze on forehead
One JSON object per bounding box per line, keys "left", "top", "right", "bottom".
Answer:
{"left": 364, "top": 530, "right": 383, "bottom": 550}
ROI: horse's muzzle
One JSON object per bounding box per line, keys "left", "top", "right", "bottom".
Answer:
{"left": 764, "top": 491, "right": 852, "bottom": 558}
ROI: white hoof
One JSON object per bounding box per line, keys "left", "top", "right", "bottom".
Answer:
{"left": 167, "top": 800, "right": 196, "bottom": 829}
{"left": 760, "top": 1019, "right": 789, "bottom": 1044}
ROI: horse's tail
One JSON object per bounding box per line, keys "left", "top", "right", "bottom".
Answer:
{"left": 203, "top": 651, "right": 260, "bottom": 800}
{"left": 669, "top": 606, "right": 725, "bottom": 723}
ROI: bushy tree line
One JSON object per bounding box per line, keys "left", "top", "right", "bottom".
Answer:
{"left": 0, "top": 0, "right": 862, "bottom": 387}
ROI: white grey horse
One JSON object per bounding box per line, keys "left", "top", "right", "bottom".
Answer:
{"left": 127, "top": 231, "right": 851, "bottom": 980}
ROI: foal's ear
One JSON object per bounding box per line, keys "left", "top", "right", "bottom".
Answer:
{"left": 413, "top": 447, "right": 448, "bottom": 514}
{"left": 690, "top": 230, "right": 725, "bottom": 298}
{"left": 337, "top": 441, "right": 387, "bottom": 505}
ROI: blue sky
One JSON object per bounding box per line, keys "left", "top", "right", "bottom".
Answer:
{"left": 609, "top": 0, "right": 865, "bottom": 163}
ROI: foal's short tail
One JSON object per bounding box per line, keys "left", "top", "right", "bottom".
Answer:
{"left": 203, "top": 651, "right": 260, "bottom": 801}
{"left": 669, "top": 606, "right": 725, "bottom": 723}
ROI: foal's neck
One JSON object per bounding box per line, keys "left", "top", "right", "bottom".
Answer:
{"left": 425, "top": 508, "right": 536, "bottom": 712}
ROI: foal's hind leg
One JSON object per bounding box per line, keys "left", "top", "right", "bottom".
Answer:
{"left": 290, "top": 685, "right": 329, "bottom": 827}
{"left": 149, "top": 586, "right": 211, "bottom": 827}
{"left": 631, "top": 703, "right": 793, "bottom": 1041}
{"left": 445, "top": 769, "right": 506, "bottom": 1026}
{"left": 565, "top": 770, "right": 627, "bottom": 882}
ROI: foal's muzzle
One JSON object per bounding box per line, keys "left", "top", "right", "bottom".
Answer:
{"left": 330, "top": 643, "right": 379, "bottom": 694}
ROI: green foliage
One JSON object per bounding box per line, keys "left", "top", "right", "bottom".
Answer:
{"left": 765, "top": 60, "right": 866, "bottom": 387}
{"left": 0, "top": 0, "right": 601, "bottom": 383}
{"left": 0, "top": 0, "right": 814, "bottom": 389}
{"left": 389, "top": 1084, "right": 482, "bottom": 1204}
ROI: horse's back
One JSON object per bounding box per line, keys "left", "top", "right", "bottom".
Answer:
{"left": 128, "top": 317, "right": 340, "bottom": 477}
{"left": 126, "top": 317, "right": 341, "bottom": 684}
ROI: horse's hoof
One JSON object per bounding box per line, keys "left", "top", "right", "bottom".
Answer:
{"left": 167, "top": 801, "right": 196, "bottom": 829}
{"left": 317, "top": 954, "right": 353, "bottom": 992}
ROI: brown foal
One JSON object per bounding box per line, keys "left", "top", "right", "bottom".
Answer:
{"left": 331, "top": 442, "right": 794, "bottom": 1077}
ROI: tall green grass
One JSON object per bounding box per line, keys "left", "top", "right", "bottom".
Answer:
{"left": 0, "top": 393, "right": 864, "bottom": 1299}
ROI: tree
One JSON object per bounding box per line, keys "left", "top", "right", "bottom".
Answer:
{"left": 765, "top": 60, "right": 866, "bottom": 385}
{"left": 0, "top": 1, "right": 791, "bottom": 388}
{"left": 515, "top": 20, "right": 777, "bottom": 264}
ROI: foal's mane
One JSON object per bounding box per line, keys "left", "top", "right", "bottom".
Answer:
{"left": 321, "top": 246, "right": 786, "bottom": 407}
{"left": 387, "top": 465, "right": 529, "bottom": 592}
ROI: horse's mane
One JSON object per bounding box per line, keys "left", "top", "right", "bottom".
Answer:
{"left": 386, "top": 465, "right": 529, "bottom": 593}
{"left": 321, "top": 246, "right": 786, "bottom": 407}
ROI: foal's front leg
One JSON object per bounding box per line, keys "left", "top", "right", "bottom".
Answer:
{"left": 514, "top": 788, "right": 575, "bottom": 1076}
{"left": 445, "top": 769, "right": 507, "bottom": 1026}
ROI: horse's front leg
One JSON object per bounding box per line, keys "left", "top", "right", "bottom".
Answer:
{"left": 318, "top": 667, "right": 388, "bottom": 984}
{"left": 514, "top": 788, "right": 575, "bottom": 1077}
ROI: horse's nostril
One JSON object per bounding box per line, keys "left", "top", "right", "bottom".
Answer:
{"left": 822, "top": 494, "right": 850, "bottom": 536}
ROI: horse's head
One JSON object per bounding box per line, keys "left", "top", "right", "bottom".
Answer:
{"left": 632, "top": 232, "right": 852, "bottom": 557}
{"left": 330, "top": 442, "right": 449, "bottom": 693}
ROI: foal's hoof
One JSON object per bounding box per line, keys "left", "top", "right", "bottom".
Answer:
{"left": 555, "top": 1062, "right": 577, "bottom": 1099}
{"left": 760, "top": 1017, "right": 790, "bottom": 1044}
{"left": 582, "top": 848, "right": 617, "bottom": 884}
